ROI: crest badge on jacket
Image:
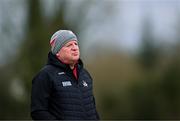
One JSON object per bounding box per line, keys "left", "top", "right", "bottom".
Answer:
{"left": 82, "top": 80, "right": 88, "bottom": 87}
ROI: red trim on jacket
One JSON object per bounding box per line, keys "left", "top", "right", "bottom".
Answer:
{"left": 73, "top": 65, "right": 78, "bottom": 80}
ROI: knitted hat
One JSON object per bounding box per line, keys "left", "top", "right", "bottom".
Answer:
{"left": 50, "top": 30, "right": 78, "bottom": 55}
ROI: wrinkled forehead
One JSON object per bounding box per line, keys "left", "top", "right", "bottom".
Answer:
{"left": 62, "top": 41, "right": 79, "bottom": 49}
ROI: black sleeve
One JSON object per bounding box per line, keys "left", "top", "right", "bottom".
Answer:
{"left": 31, "top": 70, "right": 56, "bottom": 120}
{"left": 85, "top": 69, "right": 100, "bottom": 120}
{"left": 93, "top": 96, "right": 100, "bottom": 120}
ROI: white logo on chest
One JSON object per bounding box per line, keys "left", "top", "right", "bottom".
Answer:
{"left": 62, "top": 81, "right": 72, "bottom": 87}
{"left": 82, "top": 80, "right": 88, "bottom": 87}
{"left": 58, "top": 72, "right": 65, "bottom": 75}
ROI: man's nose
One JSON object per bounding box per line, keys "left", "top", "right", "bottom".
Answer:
{"left": 72, "top": 44, "right": 78, "bottom": 50}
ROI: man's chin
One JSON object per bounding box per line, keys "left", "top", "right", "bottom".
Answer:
{"left": 73, "top": 58, "right": 79, "bottom": 62}
{"left": 73, "top": 56, "right": 79, "bottom": 61}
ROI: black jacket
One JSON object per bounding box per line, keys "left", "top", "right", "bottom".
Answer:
{"left": 31, "top": 52, "right": 99, "bottom": 120}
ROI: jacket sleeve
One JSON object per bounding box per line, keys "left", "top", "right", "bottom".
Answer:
{"left": 31, "top": 70, "right": 56, "bottom": 120}
{"left": 93, "top": 96, "right": 100, "bottom": 120}
{"left": 85, "top": 69, "right": 100, "bottom": 120}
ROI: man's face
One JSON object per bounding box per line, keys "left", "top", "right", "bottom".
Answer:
{"left": 56, "top": 40, "right": 80, "bottom": 64}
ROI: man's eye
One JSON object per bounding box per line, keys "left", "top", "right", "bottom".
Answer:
{"left": 66, "top": 44, "right": 71, "bottom": 47}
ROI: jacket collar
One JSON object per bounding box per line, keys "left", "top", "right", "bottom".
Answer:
{"left": 47, "top": 52, "right": 83, "bottom": 70}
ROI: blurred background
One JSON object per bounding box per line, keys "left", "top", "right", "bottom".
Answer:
{"left": 0, "top": 0, "right": 180, "bottom": 119}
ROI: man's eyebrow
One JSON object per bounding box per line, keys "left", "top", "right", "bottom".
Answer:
{"left": 65, "top": 43, "right": 72, "bottom": 46}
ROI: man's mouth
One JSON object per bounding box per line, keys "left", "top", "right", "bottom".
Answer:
{"left": 72, "top": 53, "right": 78, "bottom": 56}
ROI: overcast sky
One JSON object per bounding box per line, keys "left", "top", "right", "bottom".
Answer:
{"left": 80, "top": 0, "right": 180, "bottom": 53}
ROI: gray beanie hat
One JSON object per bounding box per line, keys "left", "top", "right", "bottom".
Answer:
{"left": 50, "top": 30, "right": 78, "bottom": 55}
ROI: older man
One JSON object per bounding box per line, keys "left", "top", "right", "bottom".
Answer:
{"left": 31, "top": 30, "right": 100, "bottom": 120}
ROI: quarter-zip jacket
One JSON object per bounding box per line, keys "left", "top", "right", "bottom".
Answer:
{"left": 31, "top": 52, "right": 100, "bottom": 120}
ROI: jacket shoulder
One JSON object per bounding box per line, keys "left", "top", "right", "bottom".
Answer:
{"left": 41, "top": 64, "right": 56, "bottom": 72}
{"left": 40, "top": 64, "right": 63, "bottom": 75}
{"left": 32, "top": 65, "right": 54, "bottom": 83}
{"left": 81, "top": 68, "right": 93, "bottom": 81}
